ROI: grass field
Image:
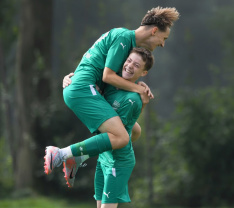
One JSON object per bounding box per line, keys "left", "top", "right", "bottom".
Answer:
{"left": 1, "top": 196, "right": 230, "bottom": 208}
{"left": 0, "top": 196, "right": 94, "bottom": 208}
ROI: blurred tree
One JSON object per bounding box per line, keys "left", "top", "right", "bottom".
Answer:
{"left": 14, "top": 0, "right": 53, "bottom": 193}
{"left": 0, "top": 0, "right": 18, "bottom": 195}
{"left": 174, "top": 87, "right": 234, "bottom": 206}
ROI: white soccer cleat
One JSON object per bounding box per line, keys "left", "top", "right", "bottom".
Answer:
{"left": 44, "top": 146, "right": 63, "bottom": 175}
{"left": 63, "top": 155, "right": 89, "bottom": 188}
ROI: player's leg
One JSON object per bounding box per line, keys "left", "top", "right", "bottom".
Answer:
{"left": 98, "top": 116, "right": 129, "bottom": 149}
{"left": 61, "top": 86, "right": 129, "bottom": 156}
{"left": 95, "top": 162, "right": 104, "bottom": 208}
{"left": 101, "top": 203, "right": 118, "bottom": 208}
{"left": 101, "top": 164, "right": 134, "bottom": 206}
{"left": 97, "top": 200, "right": 102, "bottom": 208}
{"left": 44, "top": 86, "right": 129, "bottom": 174}
{"left": 95, "top": 163, "right": 118, "bottom": 208}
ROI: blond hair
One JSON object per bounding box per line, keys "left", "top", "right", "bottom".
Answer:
{"left": 141, "top": 7, "right": 180, "bottom": 31}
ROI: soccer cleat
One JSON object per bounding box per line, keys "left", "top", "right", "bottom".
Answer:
{"left": 63, "top": 155, "right": 89, "bottom": 188}
{"left": 63, "top": 157, "right": 77, "bottom": 188}
{"left": 44, "top": 146, "right": 63, "bottom": 175}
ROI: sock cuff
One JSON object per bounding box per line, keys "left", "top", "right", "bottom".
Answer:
{"left": 70, "top": 141, "right": 85, "bottom": 157}
{"left": 98, "top": 132, "right": 112, "bottom": 151}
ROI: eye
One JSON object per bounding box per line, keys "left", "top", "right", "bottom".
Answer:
{"left": 134, "top": 63, "right": 140, "bottom": 68}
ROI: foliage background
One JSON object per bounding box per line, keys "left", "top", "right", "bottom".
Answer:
{"left": 0, "top": 0, "right": 234, "bottom": 207}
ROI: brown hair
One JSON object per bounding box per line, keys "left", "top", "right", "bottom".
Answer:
{"left": 141, "top": 7, "right": 180, "bottom": 31}
{"left": 130, "top": 47, "right": 154, "bottom": 71}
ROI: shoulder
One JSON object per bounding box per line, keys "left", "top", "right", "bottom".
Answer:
{"left": 124, "top": 92, "right": 142, "bottom": 108}
{"left": 110, "top": 28, "right": 133, "bottom": 39}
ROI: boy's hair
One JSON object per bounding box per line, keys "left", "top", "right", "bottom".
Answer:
{"left": 131, "top": 47, "right": 154, "bottom": 71}
{"left": 141, "top": 6, "right": 180, "bottom": 31}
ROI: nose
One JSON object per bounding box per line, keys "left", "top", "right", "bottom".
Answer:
{"left": 128, "top": 62, "right": 134, "bottom": 68}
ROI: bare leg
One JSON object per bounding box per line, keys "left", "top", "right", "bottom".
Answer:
{"left": 97, "top": 200, "right": 102, "bottom": 208}
{"left": 98, "top": 116, "right": 129, "bottom": 149}
{"left": 101, "top": 203, "right": 118, "bottom": 208}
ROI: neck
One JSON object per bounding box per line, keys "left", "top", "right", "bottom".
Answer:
{"left": 135, "top": 27, "right": 151, "bottom": 50}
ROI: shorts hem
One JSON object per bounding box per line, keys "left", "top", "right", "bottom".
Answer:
{"left": 101, "top": 200, "right": 131, "bottom": 204}
{"left": 90, "top": 115, "right": 118, "bottom": 133}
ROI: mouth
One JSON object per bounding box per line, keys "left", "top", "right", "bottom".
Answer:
{"left": 125, "top": 68, "right": 133, "bottom": 75}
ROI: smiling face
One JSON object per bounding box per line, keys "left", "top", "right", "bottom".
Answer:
{"left": 122, "top": 52, "right": 148, "bottom": 83}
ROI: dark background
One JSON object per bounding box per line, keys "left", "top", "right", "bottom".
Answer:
{"left": 0, "top": 0, "right": 234, "bottom": 207}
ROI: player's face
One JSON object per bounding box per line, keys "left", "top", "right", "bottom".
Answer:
{"left": 148, "top": 27, "right": 170, "bottom": 51}
{"left": 122, "top": 53, "right": 148, "bottom": 82}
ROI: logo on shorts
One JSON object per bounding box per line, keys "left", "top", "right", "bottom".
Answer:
{"left": 104, "top": 192, "right": 111, "bottom": 198}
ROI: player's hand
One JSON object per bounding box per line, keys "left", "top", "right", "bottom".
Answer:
{"left": 140, "top": 91, "right": 150, "bottom": 106}
{"left": 63, "top": 72, "right": 74, "bottom": 88}
{"left": 137, "top": 81, "right": 154, "bottom": 99}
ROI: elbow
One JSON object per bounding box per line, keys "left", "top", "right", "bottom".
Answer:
{"left": 102, "top": 73, "right": 109, "bottom": 83}
{"left": 102, "top": 73, "right": 113, "bottom": 84}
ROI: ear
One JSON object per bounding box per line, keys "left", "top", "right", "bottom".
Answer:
{"left": 152, "top": 27, "right": 158, "bottom": 36}
{"left": 141, "top": 70, "right": 148, "bottom": 77}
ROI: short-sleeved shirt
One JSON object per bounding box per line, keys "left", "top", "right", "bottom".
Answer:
{"left": 70, "top": 28, "right": 136, "bottom": 91}
{"left": 98, "top": 85, "right": 142, "bottom": 168}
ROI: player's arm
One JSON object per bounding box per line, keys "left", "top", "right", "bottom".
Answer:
{"left": 102, "top": 67, "right": 153, "bottom": 104}
{"left": 131, "top": 122, "right": 141, "bottom": 142}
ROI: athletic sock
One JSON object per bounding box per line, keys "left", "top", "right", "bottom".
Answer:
{"left": 70, "top": 133, "right": 112, "bottom": 157}
{"left": 59, "top": 146, "right": 73, "bottom": 160}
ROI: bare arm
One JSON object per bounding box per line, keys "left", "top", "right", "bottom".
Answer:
{"left": 103, "top": 67, "right": 153, "bottom": 104}
{"left": 131, "top": 122, "right": 141, "bottom": 142}
{"left": 103, "top": 67, "right": 145, "bottom": 94}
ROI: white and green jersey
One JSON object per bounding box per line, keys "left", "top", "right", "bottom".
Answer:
{"left": 72, "top": 28, "right": 136, "bottom": 90}
{"left": 98, "top": 85, "right": 142, "bottom": 168}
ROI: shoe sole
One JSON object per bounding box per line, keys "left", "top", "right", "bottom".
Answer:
{"left": 63, "top": 161, "right": 73, "bottom": 188}
{"left": 44, "top": 146, "right": 53, "bottom": 175}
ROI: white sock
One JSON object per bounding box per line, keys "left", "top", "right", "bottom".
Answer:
{"left": 60, "top": 146, "right": 73, "bottom": 160}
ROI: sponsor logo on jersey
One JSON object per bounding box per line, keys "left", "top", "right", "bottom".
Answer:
{"left": 112, "top": 100, "right": 120, "bottom": 110}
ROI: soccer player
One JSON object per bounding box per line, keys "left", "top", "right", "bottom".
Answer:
{"left": 94, "top": 47, "right": 154, "bottom": 208}
{"left": 44, "top": 7, "right": 179, "bottom": 182}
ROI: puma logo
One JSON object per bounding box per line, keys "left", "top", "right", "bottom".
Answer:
{"left": 104, "top": 192, "right": 111, "bottom": 198}
{"left": 129, "top": 99, "right": 135, "bottom": 105}
{"left": 120, "top": 42, "right": 126, "bottom": 49}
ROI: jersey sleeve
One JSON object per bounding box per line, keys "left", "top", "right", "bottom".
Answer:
{"left": 105, "top": 36, "right": 131, "bottom": 73}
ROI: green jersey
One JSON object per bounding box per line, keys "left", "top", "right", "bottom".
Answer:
{"left": 98, "top": 85, "right": 142, "bottom": 168}
{"left": 72, "top": 28, "right": 136, "bottom": 90}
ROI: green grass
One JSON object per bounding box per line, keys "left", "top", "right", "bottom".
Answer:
{"left": 0, "top": 196, "right": 94, "bottom": 208}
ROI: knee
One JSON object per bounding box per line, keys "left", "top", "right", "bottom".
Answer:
{"left": 119, "top": 130, "right": 130, "bottom": 148}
